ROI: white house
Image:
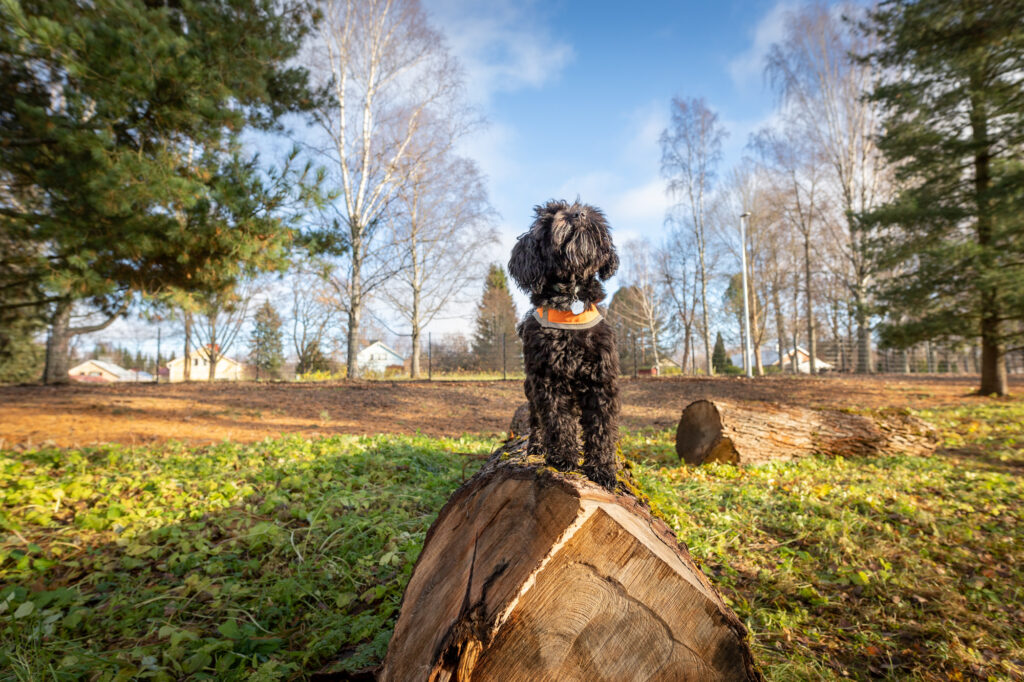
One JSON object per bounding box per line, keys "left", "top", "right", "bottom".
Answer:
{"left": 357, "top": 341, "right": 405, "bottom": 374}
{"left": 70, "top": 359, "right": 153, "bottom": 383}
{"left": 770, "top": 346, "right": 832, "bottom": 374}
{"left": 166, "top": 346, "right": 245, "bottom": 382}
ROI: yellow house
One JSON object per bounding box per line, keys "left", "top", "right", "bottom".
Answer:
{"left": 166, "top": 347, "right": 246, "bottom": 382}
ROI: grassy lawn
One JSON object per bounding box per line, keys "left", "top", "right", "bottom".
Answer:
{"left": 2, "top": 401, "right": 1022, "bottom": 680}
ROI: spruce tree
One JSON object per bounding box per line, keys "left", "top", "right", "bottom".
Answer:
{"left": 0, "top": 0, "right": 319, "bottom": 383}
{"left": 471, "top": 265, "right": 520, "bottom": 372}
{"left": 711, "top": 332, "right": 735, "bottom": 375}
{"left": 249, "top": 301, "right": 284, "bottom": 380}
{"left": 859, "top": 0, "right": 1024, "bottom": 396}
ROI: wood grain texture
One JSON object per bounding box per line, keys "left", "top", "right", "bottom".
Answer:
{"left": 380, "top": 436, "right": 763, "bottom": 682}
{"left": 675, "top": 399, "right": 937, "bottom": 466}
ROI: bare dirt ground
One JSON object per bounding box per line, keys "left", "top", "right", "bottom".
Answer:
{"left": 0, "top": 374, "right": 1018, "bottom": 449}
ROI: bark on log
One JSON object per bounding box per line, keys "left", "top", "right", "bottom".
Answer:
{"left": 381, "top": 436, "right": 763, "bottom": 682}
{"left": 676, "top": 399, "right": 937, "bottom": 467}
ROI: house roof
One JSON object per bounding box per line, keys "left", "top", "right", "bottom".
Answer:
{"left": 70, "top": 359, "right": 131, "bottom": 379}
{"left": 357, "top": 341, "right": 405, "bottom": 362}
{"left": 768, "top": 346, "right": 833, "bottom": 368}
{"left": 69, "top": 360, "right": 153, "bottom": 382}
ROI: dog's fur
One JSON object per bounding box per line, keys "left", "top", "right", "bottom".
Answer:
{"left": 508, "top": 199, "right": 621, "bottom": 489}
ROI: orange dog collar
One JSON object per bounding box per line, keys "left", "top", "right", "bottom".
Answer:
{"left": 533, "top": 304, "right": 603, "bottom": 330}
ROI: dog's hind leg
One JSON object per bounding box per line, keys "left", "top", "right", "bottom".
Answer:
{"left": 542, "top": 385, "right": 581, "bottom": 472}
{"left": 523, "top": 375, "right": 545, "bottom": 457}
{"left": 579, "top": 384, "right": 620, "bottom": 489}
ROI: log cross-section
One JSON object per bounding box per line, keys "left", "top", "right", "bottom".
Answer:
{"left": 380, "top": 437, "right": 763, "bottom": 681}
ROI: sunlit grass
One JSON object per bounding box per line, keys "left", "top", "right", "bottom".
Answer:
{"left": 2, "top": 399, "right": 1021, "bottom": 680}
{"left": 635, "top": 399, "right": 1024, "bottom": 680}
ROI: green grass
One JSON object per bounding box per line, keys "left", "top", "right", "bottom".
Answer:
{"left": 0, "top": 434, "right": 494, "bottom": 680}
{"left": 633, "top": 400, "right": 1024, "bottom": 681}
{"left": 2, "top": 400, "right": 1022, "bottom": 680}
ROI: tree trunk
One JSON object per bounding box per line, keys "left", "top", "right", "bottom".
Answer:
{"left": 410, "top": 281, "right": 422, "bottom": 379}
{"left": 346, "top": 236, "right": 364, "bottom": 380}
{"left": 381, "top": 436, "right": 763, "bottom": 682}
{"left": 697, "top": 218, "right": 712, "bottom": 376}
{"left": 748, "top": 261, "right": 764, "bottom": 377}
{"left": 675, "top": 399, "right": 936, "bottom": 467}
{"left": 772, "top": 285, "right": 785, "bottom": 374}
{"left": 970, "top": 80, "right": 1007, "bottom": 396}
{"left": 43, "top": 300, "right": 73, "bottom": 385}
{"left": 183, "top": 312, "right": 192, "bottom": 382}
{"left": 410, "top": 327, "right": 421, "bottom": 379}
{"left": 854, "top": 288, "right": 872, "bottom": 373}
{"left": 979, "top": 316, "right": 1007, "bottom": 395}
{"left": 681, "top": 324, "right": 692, "bottom": 377}
{"left": 803, "top": 235, "right": 816, "bottom": 375}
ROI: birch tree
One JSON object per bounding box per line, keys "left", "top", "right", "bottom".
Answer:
{"left": 310, "top": 0, "right": 463, "bottom": 377}
{"left": 752, "top": 127, "right": 827, "bottom": 373}
{"left": 619, "top": 240, "right": 667, "bottom": 369}
{"left": 765, "top": 2, "right": 891, "bottom": 373}
{"left": 660, "top": 97, "right": 728, "bottom": 376}
{"left": 709, "top": 167, "right": 778, "bottom": 375}
{"left": 382, "top": 154, "right": 497, "bottom": 378}
{"left": 656, "top": 229, "right": 700, "bottom": 374}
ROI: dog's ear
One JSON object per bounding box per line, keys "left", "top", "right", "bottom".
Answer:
{"left": 599, "top": 247, "right": 619, "bottom": 280}
{"left": 508, "top": 231, "right": 545, "bottom": 292}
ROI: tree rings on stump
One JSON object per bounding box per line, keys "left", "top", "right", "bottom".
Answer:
{"left": 675, "top": 400, "right": 740, "bottom": 466}
{"left": 380, "top": 436, "right": 763, "bottom": 681}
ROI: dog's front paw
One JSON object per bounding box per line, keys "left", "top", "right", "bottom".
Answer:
{"left": 545, "top": 452, "right": 577, "bottom": 472}
{"left": 582, "top": 464, "right": 618, "bottom": 490}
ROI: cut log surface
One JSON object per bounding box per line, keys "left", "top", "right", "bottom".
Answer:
{"left": 381, "top": 437, "right": 762, "bottom": 682}
{"left": 676, "top": 399, "right": 937, "bottom": 467}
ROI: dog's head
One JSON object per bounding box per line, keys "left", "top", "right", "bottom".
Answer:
{"left": 508, "top": 199, "right": 618, "bottom": 295}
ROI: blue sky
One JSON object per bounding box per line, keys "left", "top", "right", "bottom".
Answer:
{"left": 87, "top": 0, "right": 801, "bottom": 355}
{"left": 422, "top": 0, "right": 796, "bottom": 317}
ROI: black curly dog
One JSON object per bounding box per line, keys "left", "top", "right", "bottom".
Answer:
{"left": 508, "top": 199, "right": 621, "bottom": 489}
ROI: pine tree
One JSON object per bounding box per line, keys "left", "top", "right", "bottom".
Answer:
{"left": 249, "top": 301, "right": 284, "bottom": 380}
{"left": 860, "top": 0, "right": 1024, "bottom": 396}
{"left": 711, "top": 332, "right": 736, "bottom": 374}
{"left": 0, "top": 0, "right": 319, "bottom": 383}
{"left": 471, "top": 265, "right": 520, "bottom": 372}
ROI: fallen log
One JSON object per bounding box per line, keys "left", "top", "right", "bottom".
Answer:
{"left": 675, "top": 399, "right": 937, "bottom": 467}
{"left": 381, "top": 436, "right": 763, "bottom": 682}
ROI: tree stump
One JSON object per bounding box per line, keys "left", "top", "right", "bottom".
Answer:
{"left": 381, "top": 436, "right": 762, "bottom": 682}
{"left": 676, "top": 399, "right": 937, "bottom": 467}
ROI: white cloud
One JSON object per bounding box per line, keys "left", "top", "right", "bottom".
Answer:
{"left": 727, "top": 1, "right": 794, "bottom": 89}
{"left": 426, "top": 0, "right": 574, "bottom": 105}
{"left": 622, "top": 103, "right": 669, "bottom": 168}
{"left": 606, "top": 177, "right": 671, "bottom": 232}
{"left": 552, "top": 171, "right": 671, "bottom": 245}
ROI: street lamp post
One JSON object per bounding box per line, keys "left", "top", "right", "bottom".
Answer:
{"left": 740, "top": 212, "right": 753, "bottom": 379}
